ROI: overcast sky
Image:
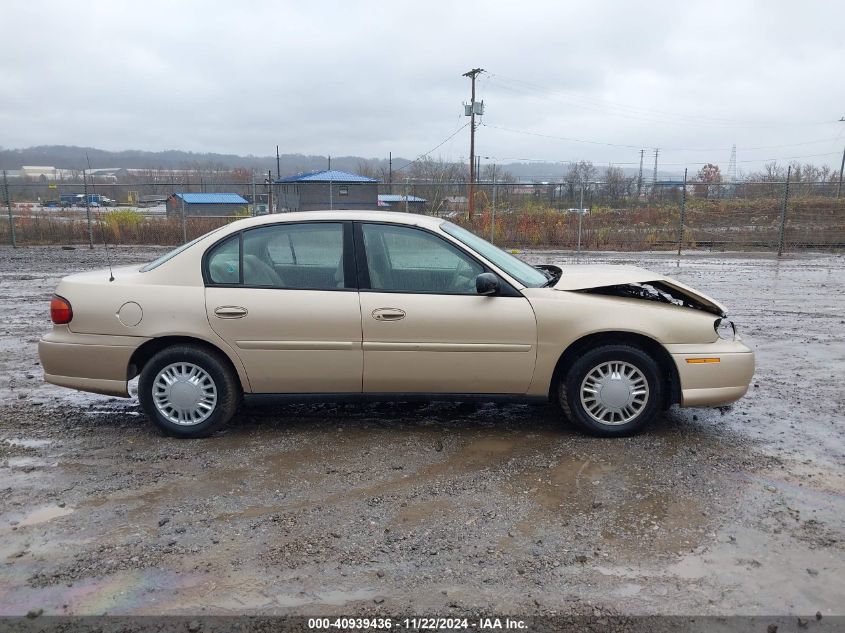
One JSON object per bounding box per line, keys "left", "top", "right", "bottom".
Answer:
{"left": 2, "top": 0, "right": 843, "bottom": 173}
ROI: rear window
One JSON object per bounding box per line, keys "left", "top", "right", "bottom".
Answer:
{"left": 140, "top": 227, "right": 226, "bottom": 272}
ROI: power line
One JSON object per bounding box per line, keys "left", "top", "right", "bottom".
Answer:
{"left": 480, "top": 72, "right": 832, "bottom": 129}
{"left": 480, "top": 150, "right": 841, "bottom": 167}
{"left": 394, "top": 122, "right": 470, "bottom": 172}
{"left": 482, "top": 121, "right": 843, "bottom": 153}
{"left": 482, "top": 122, "right": 643, "bottom": 149}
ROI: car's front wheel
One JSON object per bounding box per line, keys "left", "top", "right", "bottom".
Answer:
{"left": 138, "top": 345, "right": 239, "bottom": 438}
{"left": 559, "top": 344, "right": 663, "bottom": 437}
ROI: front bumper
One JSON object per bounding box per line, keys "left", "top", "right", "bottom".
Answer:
{"left": 666, "top": 339, "right": 755, "bottom": 407}
{"left": 38, "top": 327, "right": 149, "bottom": 397}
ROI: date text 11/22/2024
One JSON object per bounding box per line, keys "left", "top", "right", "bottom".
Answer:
{"left": 307, "top": 617, "right": 528, "bottom": 630}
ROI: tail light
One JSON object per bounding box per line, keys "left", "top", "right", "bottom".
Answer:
{"left": 50, "top": 295, "right": 73, "bottom": 324}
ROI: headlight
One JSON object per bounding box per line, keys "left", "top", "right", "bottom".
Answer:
{"left": 715, "top": 318, "right": 736, "bottom": 340}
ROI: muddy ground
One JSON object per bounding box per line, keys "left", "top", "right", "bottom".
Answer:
{"left": 0, "top": 245, "right": 842, "bottom": 618}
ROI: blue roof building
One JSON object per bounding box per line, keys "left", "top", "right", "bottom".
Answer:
{"left": 167, "top": 192, "right": 249, "bottom": 217}
{"left": 275, "top": 170, "right": 380, "bottom": 212}
{"left": 276, "top": 170, "right": 379, "bottom": 184}
{"left": 172, "top": 193, "right": 248, "bottom": 204}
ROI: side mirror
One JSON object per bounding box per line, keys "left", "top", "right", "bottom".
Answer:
{"left": 475, "top": 272, "right": 500, "bottom": 296}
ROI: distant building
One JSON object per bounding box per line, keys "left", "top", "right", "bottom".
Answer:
{"left": 166, "top": 193, "right": 249, "bottom": 217}
{"left": 442, "top": 196, "right": 468, "bottom": 214}
{"left": 21, "top": 166, "right": 59, "bottom": 179}
{"left": 378, "top": 194, "right": 426, "bottom": 212}
{"left": 84, "top": 167, "right": 126, "bottom": 182}
{"left": 275, "top": 170, "right": 379, "bottom": 212}
{"left": 6, "top": 166, "right": 117, "bottom": 181}
{"left": 139, "top": 194, "right": 169, "bottom": 207}
{"left": 15, "top": 166, "right": 77, "bottom": 180}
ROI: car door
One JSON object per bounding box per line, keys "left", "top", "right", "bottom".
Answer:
{"left": 356, "top": 221, "right": 537, "bottom": 394}
{"left": 204, "top": 221, "right": 362, "bottom": 393}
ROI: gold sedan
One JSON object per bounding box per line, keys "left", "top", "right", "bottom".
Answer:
{"left": 39, "top": 211, "right": 754, "bottom": 438}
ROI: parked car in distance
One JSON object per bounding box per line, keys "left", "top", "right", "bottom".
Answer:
{"left": 39, "top": 211, "right": 754, "bottom": 438}
{"left": 58, "top": 193, "right": 114, "bottom": 207}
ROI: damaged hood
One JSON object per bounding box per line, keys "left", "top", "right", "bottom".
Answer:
{"left": 552, "top": 265, "right": 727, "bottom": 316}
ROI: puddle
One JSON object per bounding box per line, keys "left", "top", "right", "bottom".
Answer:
{"left": 6, "top": 456, "right": 56, "bottom": 469}
{"left": 16, "top": 504, "right": 75, "bottom": 527}
{"left": 173, "top": 584, "right": 380, "bottom": 613}
{"left": 3, "top": 438, "right": 52, "bottom": 449}
{"left": 389, "top": 499, "right": 455, "bottom": 528}
{"left": 516, "top": 443, "right": 724, "bottom": 554}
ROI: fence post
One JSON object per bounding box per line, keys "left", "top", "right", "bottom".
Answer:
{"left": 181, "top": 197, "right": 187, "bottom": 244}
{"left": 251, "top": 171, "right": 257, "bottom": 216}
{"left": 677, "top": 168, "right": 687, "bottom": 256}
{"left": 777, "top": 166, "right": 791, "bottom": 257}
{"left": 3, "top": 170, "right": 16, "bottom": 248}
{"left": 82, "top": 170, "right": 93, "bottom": 249}
{"left": 577, "top": 180, "right": 585, "bottom": 254}
{"left": 491, "top": 175, "right": 497, "bottom": 243}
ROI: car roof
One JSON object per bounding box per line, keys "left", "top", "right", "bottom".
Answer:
{"left": 225, "top": 210, "right": 446, "bottom": 231}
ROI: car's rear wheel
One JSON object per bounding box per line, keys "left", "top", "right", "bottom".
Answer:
{"left": 138, "top": 345, "right": 239, "bottom": 438}
{"left": 559, "top": 344, "right": 662, "bottom": 437}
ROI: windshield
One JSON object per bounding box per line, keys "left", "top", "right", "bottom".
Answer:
{"left": 140, "top": 226, "right": 227, "bottom": 272}
{"left": 440, "top": 222, "right": 549, "bottom": 287}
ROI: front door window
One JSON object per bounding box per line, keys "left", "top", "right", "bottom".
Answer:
{"left": 361, "top": 223, "right": 482, "bottom": 294}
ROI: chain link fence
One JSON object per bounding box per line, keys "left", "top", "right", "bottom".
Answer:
{"left": 2, "top": 173, "right": 843, "bottom": 253}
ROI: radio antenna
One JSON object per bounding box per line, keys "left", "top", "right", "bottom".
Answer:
{"left": 86, "top": 153, "right": 114, "bottom": 282}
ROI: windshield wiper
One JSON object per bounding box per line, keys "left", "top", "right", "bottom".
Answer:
{"left": 536, "top": 267, "right": 558, "bottom": 287}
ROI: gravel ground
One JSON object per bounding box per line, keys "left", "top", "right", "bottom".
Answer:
{"left": 0, "top": 244, "right": 842, "bottom": 618}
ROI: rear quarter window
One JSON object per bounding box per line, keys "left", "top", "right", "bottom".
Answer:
{"left": 206, "top": 235, "right": 240, "bottom": 284}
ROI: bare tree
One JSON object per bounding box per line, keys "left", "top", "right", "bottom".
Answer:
{"left": 693, "top": 163, "right": 722, "bottom": 198}
{"left": 603, "top": 166, "right": 632, "bottom": 204}
{"left": 564, "top": 161, "right": 596, "bottom": 202}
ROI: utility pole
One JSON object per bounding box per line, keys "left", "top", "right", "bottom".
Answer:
{"left": 276, "top": 145, "right": 281, "bottom": 180}
{"left": 404, "top": 177, "right": 409, "bottom": 213}
{"left": 636, "top": 149, "right": 644, "bottom": 198}
{"left": 838, "top": 117, "right": 845, "bottom": 198}
{"left": 251, "top": 170, "right": 257, "bottom": 216}
{"left": 577, "top": 178, "right": 586, "bottom": 254}
{"left": 82, "top": 169, "right": 94, "bottom": 249}
{"left": 180, "top": 195, "right": 187, "bottom": 244}
{"left": 491, "top": 164, "right": 497, "bottom": 243}
{"left": 388, "top": 152, "right": 393, "bottom": 195}
{"left": 839, "top": 146, "right": 845, "bottom": 199}
{"left": 3, "top": 170, "right": 16, "bottom": 248}
{"left": 651, "top": 148, "right": 659, "bottom": 196}
{"left": 267, "top": 170, "right": 273, "bottom": 214}
{"left": 463, "top": 67, "right": 484, "bottom": 219}
{"left": 778, "top": 165, "right": 791, "bottom": 256}
{"left": 677, "top": 168, "right": 687, "bottom": 256}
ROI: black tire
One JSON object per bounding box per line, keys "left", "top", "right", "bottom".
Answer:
{"left": 558, "top": 344, "right": 663, "bottom": 437}
{"left": 138, "top": 344, "right": 240, "bottom": 438}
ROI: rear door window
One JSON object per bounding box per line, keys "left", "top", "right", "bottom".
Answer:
{"left": 204, "top": 223, "right": 347, "bottom": 290}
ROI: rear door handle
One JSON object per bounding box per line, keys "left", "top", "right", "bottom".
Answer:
{"left": 215, "top": 306, "right": 248, "bottom": 319}
{"left": 372, "top": 308, "right": 406, "bottom": 321}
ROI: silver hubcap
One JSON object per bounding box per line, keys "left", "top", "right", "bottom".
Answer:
{"left": 580, "top": 361, "right": 649, "bottom": 426}
{"left": 152, "top": 362, "right": 217, "bottom": 426}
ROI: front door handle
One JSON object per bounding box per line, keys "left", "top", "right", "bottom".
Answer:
{"left": 372, "top": 308, "right": 406, "bottom": 321}
{"left": 215, "top": 306, "right": 248, "bottom": 319}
